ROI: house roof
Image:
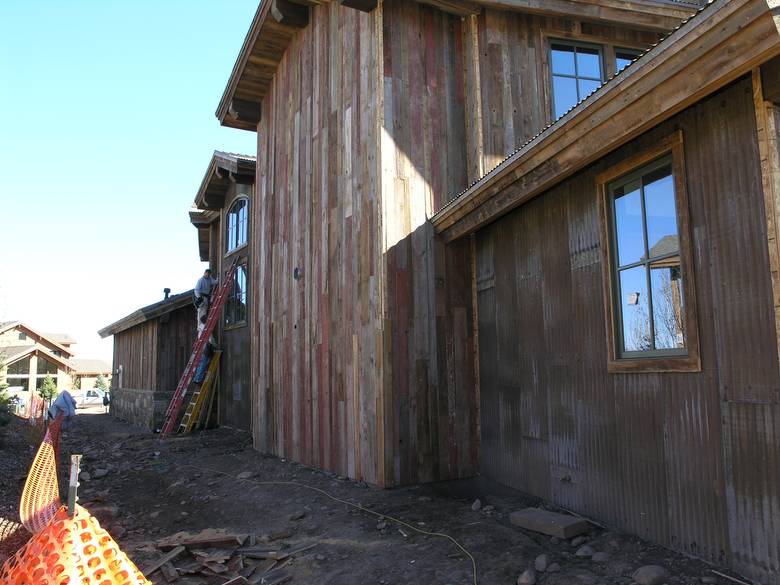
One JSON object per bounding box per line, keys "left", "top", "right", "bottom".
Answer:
{"left": 0, "top": 321, "right": 75, "bottom": 358}
{"left": 70, "top": 358, "right": 112, "bottom": 375}
{"left": 1, "top": 345, "right": 74, "bottom": 371}
{"left": 216, "top": 0, "right": 698, "bottom": 131}
{"left": 98, "top": 290, "right": 195, "bottom": 338}
{"left": 431, "top": 0, "right": 780, "bottom": 241}
{"left": 43, "top": 332, "right": 77, "bottom": 346}
{"left": 193, "top": 150, "right": 256, "bottom": 211}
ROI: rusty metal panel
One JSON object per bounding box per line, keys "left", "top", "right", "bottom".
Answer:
{"left": 474, "top": 77, "right": 779, "bottom": 582}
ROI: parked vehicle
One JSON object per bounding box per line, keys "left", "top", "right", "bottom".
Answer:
{"left": 75, "top": 389, "right": 107, "bottom": 408}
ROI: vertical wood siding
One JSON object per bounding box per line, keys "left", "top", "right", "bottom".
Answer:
{"left": 251, "top": 0, "right": 479, "bottom": 486}
{"left": 475, "top": 78, "right": 779, "bottom": 582}
{"left": 217, "top": 183, "right": 254, "bottom": 431}
{"left": 113, "top": 321, "right": 158, "bottom": 391}
{"left": 156, "top": 305, "right": 198, "bottom": 395}
{"left": 380, "top": 1, "right": 477, "bottom": 485}
{"left": 254, "top": 3, "right": 383, "bottom": 484}
{"left": 476, "top": 9, "right": 660, "bottom": 173}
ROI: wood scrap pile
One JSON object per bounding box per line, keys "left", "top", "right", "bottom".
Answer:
{"left": 142, "top": 528, "right": 317, "bottom": 584}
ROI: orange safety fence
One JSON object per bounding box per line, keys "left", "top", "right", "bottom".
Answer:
{"left": 19, "top": 414, "right": 63, "bottom": 534}
{"left": 0, "top": 504, "right": 151, "bottom": 585}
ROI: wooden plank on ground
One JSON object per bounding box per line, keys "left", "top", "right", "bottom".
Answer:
{"left": 509, "top": 508, "right": 590, "bottom": 538}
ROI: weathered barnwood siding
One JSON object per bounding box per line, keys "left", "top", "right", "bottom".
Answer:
{"left": 380, "top": 1, "right": 478, "bottom": 484}
{"left": 156, "top": 304, "right": 197, "bottom": 398}
{"left": 251, "top": 0, "right": 479, "bottom": 486}
{"left": 113, "top": 321, "right": 157, "bottom": 392}
{"left": 475, "top": 78, "right": 780, "bottom": 582}
{"left": 254, "top": 2, "right": 384, "bottom": 483}
{"left": 217, "top": 183, "right": 253, "bottom": 431}
{"left": 476, "top": 9, "right": 661, "bottom": 172}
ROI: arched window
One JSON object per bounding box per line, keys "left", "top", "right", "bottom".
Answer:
{"left": 225, "top": 198, "right": 248, "bottom": 253}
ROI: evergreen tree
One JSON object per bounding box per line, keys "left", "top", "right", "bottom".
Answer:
{"left": 95, "top": 374, "right": 108, "bottom": 391}
{"left": 37, "top": 375, "right": 58, "bottom": 404}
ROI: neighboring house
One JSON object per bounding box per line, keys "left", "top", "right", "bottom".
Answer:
{"left": 209, "top": 0, "right": 780, "bottom": 581}
{"left": 98, "top": 291, "right": 197, "bottom": 430}
{"left": 44, "top": 332, "right": 77, "bottom": 351}
{"left": 189, "top": 151, "right": 255, "bottom": 430}
{"left": 0, "top": 321, "right": 75, "bottom": 410}
{"left": 70, "top": 358, "right": 112, "bottom": 391}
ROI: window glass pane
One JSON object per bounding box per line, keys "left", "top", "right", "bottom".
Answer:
{"left": 38, "top": 357, "right": 58, "bottom": 375}
{"left": 18, "top": 332, "right": 27, "bottom": 340}
{"left": 578, "top": 78, "right": 601, "bottom": 100}
{"left": 8, "top": 356, "right": 30, "bottom": 375}
{"left": 613, "top": 182, "right": 644, "bottom": 266}
{"left": 551, "top": 44, "right": 575, "bottom": 75}
{"left": 576, "top": 47, "right": 601, "bottom": 79}
{"left": 651, "top": 258, "right": 685, "bottom": 349}
{"left": 36, "top": 377, "right": 57, "bottom": 389}
{"left": 643, "top": 165, "right": 678, "bottom": 257}
{"left": 619, "top": 266, "right": 652, "bottom": 353}
{"left": 616, "top": 51, "right": 638, "bottom": 73}
{"left": 7, "top": 377, "right": 29, "bottom": 392}
{"left": 553, "top": 75, "right": 578, "bottom": 120}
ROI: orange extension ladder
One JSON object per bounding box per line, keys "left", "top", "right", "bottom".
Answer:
{"left": 160, "top": 258, "right": 238, "bottom": 437}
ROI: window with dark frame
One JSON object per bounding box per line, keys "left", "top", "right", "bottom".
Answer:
{"left": 225, "top": 198, "right": 248, "bottom": 253}
{"left": 615, "top": 48, "right": 643, "bottom": 74}
{"left": 550, "top": 41, "right": 604, "bottom": 121}
{"left": 225, "top": 264, "right": 247, "bottom": 326}
{"left": 608, "top": 156, "right": 688, "bottom": 358}
{"left": 18, "top": 332, "right": 26, "bottom": 340}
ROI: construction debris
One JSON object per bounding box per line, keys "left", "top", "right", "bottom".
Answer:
{"left": 140, "top": 528, "right": 315, "bottom": 583}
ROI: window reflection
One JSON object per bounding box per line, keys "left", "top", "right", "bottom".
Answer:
{"left": 610, "top": 157, "right": 686, "bottom": 356}
{"left": 620, "top": 266, "right": 651, "bottom": 352}
{"left": 650, "top": 258, "right": 685, "bottom": 349}
{"left": 226, "top": 198, "right": 248, "bottom": 253}
{"left": 551, "top": 42, "right": 604, "bottom": 121}
{"left": 226, "top": 265, "right": 248, "bottom": 326}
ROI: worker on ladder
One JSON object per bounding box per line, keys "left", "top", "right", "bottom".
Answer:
{"left": 193, "top": 315, "right": 216, "bottom": 385}
{"left": 194, "top": 268, "right": 218, "bottom": 323}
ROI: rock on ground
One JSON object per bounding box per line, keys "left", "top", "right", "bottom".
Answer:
{"left": 633, "top": 565, "right": 669, "bottom": 585}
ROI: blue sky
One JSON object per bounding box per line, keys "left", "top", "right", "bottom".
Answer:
{"left": 0, "top": 0, "right": 258, "bottom": 361}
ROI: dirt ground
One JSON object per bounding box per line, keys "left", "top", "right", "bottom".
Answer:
{"left": 0, "top": 411, "right": 741, "bottom": 585}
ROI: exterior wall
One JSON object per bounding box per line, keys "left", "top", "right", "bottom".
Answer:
{"left": 110, "top": 320, "right": 158, "bottom": 428}
{"left": 253, "top": 2, "right": 384, "bottom": 483}
{"left": 156, "top": 304, "right": 198, "bottom": 398}
{"left": 475, "top": 9, "right": 660, "bottom": 173}
{"left": 474, "top": 78, "right": 779, "bottom": 582}
{"left": 380, "top": 1, "right": 478, "bottom": 484}
{"left": 216, "top": 182, "right": 253, "bottom": 431}
{"left": 110, "top": 387, "right": 172, "bottom": 430}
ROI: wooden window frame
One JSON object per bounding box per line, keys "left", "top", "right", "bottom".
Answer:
{"left": 224, "top": 196, "right": 249, "bottom": 257}
{"left": 224, "top": 262, "right": 248, "bottom": 330}
{"left": 596, "top": 131, "right": 701, "bottom": 373}
{"left": 541, "top": 31, "right": 648, "bottom": 125}
{"left": 614, "top": 47, "right": 643, "bottom": 75}
{"left": 548, "top": 39, "right": 605, "bottom": 122}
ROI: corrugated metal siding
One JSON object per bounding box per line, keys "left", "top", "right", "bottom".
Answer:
{"left": 475, "top": 78, "right": 779, "bottom": 582}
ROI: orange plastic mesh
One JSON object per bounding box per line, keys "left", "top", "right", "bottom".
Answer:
{"left": 19, "top": 415, "right": 63, "bottom": 534}
{"left": 0, "top": 504, "right": 151, "bottom": 585}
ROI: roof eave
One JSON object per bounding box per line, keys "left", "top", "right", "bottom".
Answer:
{"left": 432, "top": 0, "right": 780, "bottom": 241}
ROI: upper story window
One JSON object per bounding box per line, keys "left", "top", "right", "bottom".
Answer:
{"left": 597, "top": 133, "right": 700, "bottom": 372}
{"left": 18, "top": 332, "right": 27, "bottom": 340}
{"left": 550, "top": 41, "right": 604, "bottom": 120}
{"left": 615, "top": 48, "right": 642, "bottom": 74}
{"left": 7, "top": 356, "right": 30, "bottom": 375}
{"left": 225, "top": 264, "right": 247, "bottom": 326}
{"left": 225, "top": 198, "right": 248, "bottom": 253}
{"left": 37, "top": 356, "right": 59, "bottom": 376}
